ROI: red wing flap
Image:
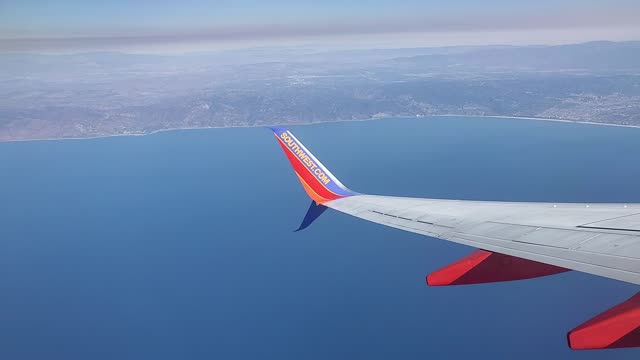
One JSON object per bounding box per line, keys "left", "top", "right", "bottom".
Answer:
{"left": 426, "top": 249, "right": 569, "bottom": 286}
{"left": 568, "top": 292, "right": 640, "bottom": 350}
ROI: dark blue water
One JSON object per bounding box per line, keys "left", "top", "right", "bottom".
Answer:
{"left": 0, "top": 116, "right": 638, "bottom": 359}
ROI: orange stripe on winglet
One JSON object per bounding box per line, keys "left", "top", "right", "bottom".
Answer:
{"left": 296, "top": 173, "right": 330, "bottom": 204}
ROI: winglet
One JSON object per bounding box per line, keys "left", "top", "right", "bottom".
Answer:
{"left": 295, "top": 200, "right": 329, "bottom": 232}
{"left": 269, "top": 127, "right": 356, "bottom": 204}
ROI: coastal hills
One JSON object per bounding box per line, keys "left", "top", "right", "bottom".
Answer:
{"left": 1, "top": 41, "right": 640, "bottom": 141}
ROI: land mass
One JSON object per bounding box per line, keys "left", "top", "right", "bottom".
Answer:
{"left": 2, "top": 41, "right": 640, "bottom": 141}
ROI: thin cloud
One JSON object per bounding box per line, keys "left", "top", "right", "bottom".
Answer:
{"left": 2, "top": 6, "right": 639, "bottom": 52}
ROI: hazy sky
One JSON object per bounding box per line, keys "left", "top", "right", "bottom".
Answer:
{"left": 1, "top": 0, "right": 639, "bottom": 52}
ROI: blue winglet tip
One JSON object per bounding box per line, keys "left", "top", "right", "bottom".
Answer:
{"left": 295, "top": 200, "right": 328, "bottom": 232}
{"left": 266, "top": 126, "right": 287, "bottom": 134}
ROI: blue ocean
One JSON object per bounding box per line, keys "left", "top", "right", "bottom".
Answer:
{"left": 0, "top": 116, "right": 638, "bottom": 359}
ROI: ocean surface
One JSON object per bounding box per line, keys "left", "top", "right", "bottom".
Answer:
{"left": 0, "top": 116, "right": 639, "bottom": 359}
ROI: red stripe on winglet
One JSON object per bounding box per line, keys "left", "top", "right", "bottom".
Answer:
{"left": 275, "top": 136, "right": 343, "bottom": 203}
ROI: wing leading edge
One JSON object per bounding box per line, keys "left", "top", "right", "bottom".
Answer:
{"left": 268, "top": 127, "right": 640, "bottom": 350}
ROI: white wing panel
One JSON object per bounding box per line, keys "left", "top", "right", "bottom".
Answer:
{"left": 582, "top": 213, "right": 640, "bottom": 231}
{"left": 327, "top": 195, "right": 640, "bottom": 285}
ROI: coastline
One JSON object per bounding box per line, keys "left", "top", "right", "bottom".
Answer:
{"left": 433, "top": 114, "right": 640, "bottom": 129}
{"left": 1, "top": 114, "right": 639, "bottom": 144}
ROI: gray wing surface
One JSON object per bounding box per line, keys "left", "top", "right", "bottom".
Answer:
{"left": 327, "top": 195, "right": 640, "bottom": 285}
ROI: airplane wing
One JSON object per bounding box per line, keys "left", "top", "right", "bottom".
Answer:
{"left": 268, "top": 127, "right": 640, "bottom": 350}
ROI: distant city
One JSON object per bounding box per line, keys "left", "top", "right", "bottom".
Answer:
{"left": 1, "top": 41, "right": 640, "bottom": 141}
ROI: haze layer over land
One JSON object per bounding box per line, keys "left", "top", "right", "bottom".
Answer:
{"left": 2, "top": 41, "right": 640, "bottom": 141}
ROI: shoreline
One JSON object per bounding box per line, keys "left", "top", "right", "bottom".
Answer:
{"left": 1, "top": 114, "right": 639, "bottom": 144}
{"left": 432, "top": 114, "right": 640, "bottom": 129}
